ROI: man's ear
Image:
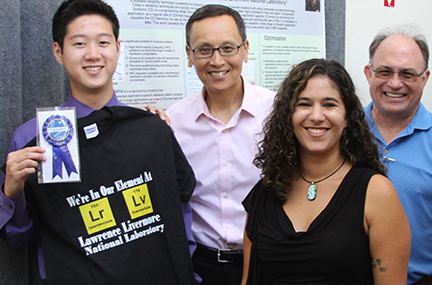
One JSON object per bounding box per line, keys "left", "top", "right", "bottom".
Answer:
{"left": 243, "top": 39, "right": 249, "bottom": 64}
{"left": 116, "top": 40, "right": 121, "bottom": 59}
{"left": 53, "top": 42, "right": 64, "bottom": 66}
{"left": 186, "top": 45, "right": 194, "bottom": 68}
{"left": 363, "top": 64, "right": 372, "bottom": 84}
{"left": 364, "top": 65, "right": 372, "bottom": 84}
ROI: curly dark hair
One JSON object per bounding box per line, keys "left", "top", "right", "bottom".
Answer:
{"left": 254, "top": 58, "right": 386, "bottom": 202}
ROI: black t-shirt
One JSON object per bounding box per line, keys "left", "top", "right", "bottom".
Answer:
{"left": 24, "top": 106, "right": 196, "bottom": 284}
{"left": 243, "top": 166, "right": 375, "bottom": 285}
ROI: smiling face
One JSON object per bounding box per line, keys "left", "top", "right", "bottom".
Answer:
{"left": 364, "top": 34, "right": 430, "bottom": 122}
{"left": 53, "top": 14, "right": 120, "bottom": 98}
{"left": 292, "top": 76, "right": 347, "bottom": 157}
{"left": 186, "top": 14, "right": 249, "bottom": 97}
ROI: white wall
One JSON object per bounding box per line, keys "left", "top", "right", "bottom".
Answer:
{"left": 345, "top": 0, "right": 432, "bottom": 110}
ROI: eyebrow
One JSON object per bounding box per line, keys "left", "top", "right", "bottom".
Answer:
{"left": 69, "top": 32, "right": 114, "bottom": 40}
{"left": 297, "top": 96, "right": 340, "bottom": 102}
{"left": 193, "top": 40, "right": 237, "bottom": 47}
{"left": 375, "top": 65, "right": 419, "bottom": 72}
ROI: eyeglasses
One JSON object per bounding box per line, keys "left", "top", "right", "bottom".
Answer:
{"left": 187, "top": 40, "right": 247, "bottom": 58}
{"left": 370, "top": 65, "right": 427, "bottom": 82}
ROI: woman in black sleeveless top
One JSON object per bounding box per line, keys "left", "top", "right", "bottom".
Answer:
{"left": 242, "top": 59, "right": 410, "bottom": 285}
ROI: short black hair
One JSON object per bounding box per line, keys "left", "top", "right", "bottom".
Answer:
{"left": 52, "top": 0, "right": 119, "bottom": 50}
{"left": 185, "top": 4, "right": 246, "bottom": 46}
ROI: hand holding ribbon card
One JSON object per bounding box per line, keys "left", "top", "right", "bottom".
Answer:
{"left": 37, "top": 107, "right": 81, "bottom": 183}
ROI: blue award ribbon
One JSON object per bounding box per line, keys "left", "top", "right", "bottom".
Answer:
{"left": 42, "top": 115, "right": 78, "bottom": 179}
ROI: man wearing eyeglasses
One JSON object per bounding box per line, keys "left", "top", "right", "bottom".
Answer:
{"left": 166, "top": 4, "right": 275, "bottom": 285}
{"left": 363, "top": 24, "right": 432, "bottom": 285}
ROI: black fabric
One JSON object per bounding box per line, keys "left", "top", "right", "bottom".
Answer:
{"left": 24, "top": 106, "right": 195, "bottom": 284}
{"left": 192, "top": 253, "right": 243, "bottom": 285}
{"left": 195, "top": 243, "right": 243, "bottom": 263}
{"left": 243, "top": 166, "right": 376, "bottom": 285}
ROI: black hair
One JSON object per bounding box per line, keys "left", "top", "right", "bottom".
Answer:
{"left": 185, "top": 4, "right": 246, "bottom": 46}
{"left": 52, "top": 0, "right": 119, "bottom": 50}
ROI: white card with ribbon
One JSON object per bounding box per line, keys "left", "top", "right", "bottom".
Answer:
{"left": 36, "top": 107, "right": 81, "bottom": 183}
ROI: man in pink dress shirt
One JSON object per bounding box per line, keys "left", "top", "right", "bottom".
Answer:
{"left": 166, "top": 4, "right": 275, "bottom": 285}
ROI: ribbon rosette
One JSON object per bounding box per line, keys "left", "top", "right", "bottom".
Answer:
{"left": 42, "top": 115, "right": 78, "bottom": 179}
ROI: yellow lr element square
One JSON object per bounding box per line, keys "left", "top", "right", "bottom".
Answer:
{"left": 79, "top": 197, "right": 116, "bottom": 235}
{"left": 122, "top": 184, "right": 153, "bottom": 219}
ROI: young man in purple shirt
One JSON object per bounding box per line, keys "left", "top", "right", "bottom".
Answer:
{"left": 0, "top": 0, "right": 195, "bottom": 283}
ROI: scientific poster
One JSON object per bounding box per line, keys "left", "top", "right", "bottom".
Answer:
{"left": 106, "top": 0, "right": 325, "bottom": 109}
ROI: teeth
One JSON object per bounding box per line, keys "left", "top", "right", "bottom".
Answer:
{"left": 385, "top": 92, "right": 404, "bottom": 98}
{"left": 307, "top": 128, "right": 325, "bottom": 134}
{"left": 85, "top": 66, "right": 102, "bottom": 71}
{"left": 210, "top": 71, "right": 228, "bottom": 76}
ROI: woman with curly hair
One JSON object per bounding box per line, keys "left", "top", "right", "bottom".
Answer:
{"left": 241, "top": 59, "right": 410, "bottom": 285}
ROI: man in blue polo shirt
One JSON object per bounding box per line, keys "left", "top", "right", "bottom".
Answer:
{"left": 363, "top": 24, "right": 432, "bottom": 284}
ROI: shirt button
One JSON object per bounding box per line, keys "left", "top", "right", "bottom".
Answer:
{"left": 384, "top": 149, "right": 389, "bottom": 154}
{"left": 223, "top": 162, "right": 228, "bottom": 167}
{"left": 224, "top": 193, "right": 229, "bottom": 199}
{"left": 226, "top": 225, "right": 231, "bottom": 229}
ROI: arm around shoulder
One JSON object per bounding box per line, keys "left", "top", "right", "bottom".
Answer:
{"left": 365, "top": 174, "right": 411, "bottom": 285}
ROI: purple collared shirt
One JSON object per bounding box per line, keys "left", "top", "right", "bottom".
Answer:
{"left": 0, "top": 92, "right": 196, "bottom": 281}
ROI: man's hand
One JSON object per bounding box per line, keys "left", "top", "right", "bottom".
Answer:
{"left": 4, "top": 146, "right": 46, "bottom": 198}
{"left": 142, "top": 104, "right": 172, "bottom": 128}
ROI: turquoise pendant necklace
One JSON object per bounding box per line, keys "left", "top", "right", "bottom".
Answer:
{"left": 298, "top": 159, "right": 346, "bottom": 201}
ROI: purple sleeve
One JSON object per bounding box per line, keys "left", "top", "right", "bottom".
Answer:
{"left": 181, "top": 202, "right": 202, "bottom": 284}
{"left": 0, "top": 118, "right": 38, "bottom": 247}
{"left": 0, "top": 187, "right": 37, "bottom": 247}
{"left": 181, "top": 201, "right": 196, "bottom": 256}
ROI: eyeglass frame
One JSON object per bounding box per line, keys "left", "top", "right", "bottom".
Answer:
{"left": 187, "top": 40, "right": 247, "bottom": 59}
{"left": 369, "top": 65, "right": 427, "bottom": 81}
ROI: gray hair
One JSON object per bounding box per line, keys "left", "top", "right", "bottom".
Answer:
{"left": 368, "top": 23, "right": 429, "bottom": 69}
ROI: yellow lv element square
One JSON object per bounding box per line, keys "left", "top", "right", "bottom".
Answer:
{"left": 79, "top": 197, "right": 116, "bottom": 235}
{"left": 122, "top": 184, "right": 153, "bottom": 219}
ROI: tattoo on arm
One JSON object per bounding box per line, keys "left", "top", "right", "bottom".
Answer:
{"left": 371, "top": 257, "right": 387, "bottom": 272}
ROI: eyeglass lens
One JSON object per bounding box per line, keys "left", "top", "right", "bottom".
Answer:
{"left": 371, "top": 66, "right": 424, "bottom": 81}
